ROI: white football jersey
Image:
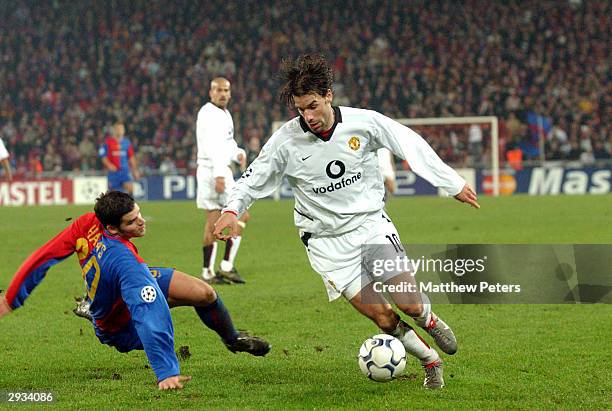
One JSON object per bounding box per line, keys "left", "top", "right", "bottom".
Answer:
{"left": 196, "top": 102, "right": 245, "bottom": 177}
{"left": 224, "top": 106, "right": 465, "bottom": 236}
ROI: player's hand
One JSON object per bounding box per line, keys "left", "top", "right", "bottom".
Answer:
{"left": 133, "top": 169, "right": 141, "bottom": 180}
{"left": 108, "top": 164, "right": 118, "bottom": 172}
{"left": 214, "top": 177, "right": 226, "bottom": 194}
{"left": 454, "top": 183, "right": 480, "bottom": 209}
{"left": 237, "top": 153, "right": 247, "bottom": 171}
{"left": 158, "top": 375, "right": 192, "bottom": 390}
{"left": 213, "top": 212, "right": 239, "bottom": 240}
{"left": 0, "top": 295, "right": 12, "bottom": 319}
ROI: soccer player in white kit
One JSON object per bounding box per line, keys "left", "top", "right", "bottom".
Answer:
{"left": 196, "top": 77, "right": 249, "bottom": 284}
{"left": 0, "top": 137, "right": 12, "bottom": 182}
{"left": 214, "top": 55, "right": 480, "bottom": 389}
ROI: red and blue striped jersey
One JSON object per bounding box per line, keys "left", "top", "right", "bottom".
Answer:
{"left": 98, "top": 137, "right": 134, "bottom": 171}
{"left": 4, "top": 213, "right": 180, "bottom": 382}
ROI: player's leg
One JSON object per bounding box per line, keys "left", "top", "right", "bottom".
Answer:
{"left": 122, "top": 181, "right": 134, "bottom": 195}
{"left": 305, "top": 227, "right": 443, "bottom": 388}
{"left": 163, "top": 268, "right": 236, "bottom": 342}
{"left": 385, "top": 275, "right": 458, "bottom": 355}
{"left": 158, "top": 268, "right": 269, "bottom": 356}
{"left": 218, "top": 211, "right": 249, "bottom": 284}
{"left": 110, "top": 171, "right": 132, "bottom": 194}
{"left": 372, "top": 212, "right": 458, "bottom": 355}
{"left": 119, "top": 170, "right": 135, "bottom": 195}
{"left": 107, "top": 172, "right": 123, "bottom": 193}
{"left": 201, "top": 209, "right": 228, "bottom": 283}
{"left": 347, "top": 283, "right": 444, "bottom": 389}
{"left": 196, "top": 166, "right": 229, "bottom": 284}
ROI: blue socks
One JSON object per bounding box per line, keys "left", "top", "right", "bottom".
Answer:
{"left": 195, "top": 296, "right": 239, "bottom": 343}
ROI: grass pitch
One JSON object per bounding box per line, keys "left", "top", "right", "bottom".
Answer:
{"left": 0, "top": 195, "right": 610, "bottom": 409}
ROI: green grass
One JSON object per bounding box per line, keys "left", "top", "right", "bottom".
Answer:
{"left": 0, "top": 195, "right": 610, "bottom": 409}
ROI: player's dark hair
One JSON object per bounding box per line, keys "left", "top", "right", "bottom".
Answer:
{"left": 109, "top": 115, "right": 124, "bottom": 126}
{"left": 94, "top": 191, "right": 135, "bottom": 229}
{"left": 279, "top": 54, "right": 333, "bottom": 107}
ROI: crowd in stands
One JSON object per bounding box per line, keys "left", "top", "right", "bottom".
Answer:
{"left": 0, "top": 0, "right": 609, "bottom": 177}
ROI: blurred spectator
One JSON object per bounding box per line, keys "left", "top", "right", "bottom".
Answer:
{"left": 505, "top": 112, "right": 522, "bottom": 141}
{"left": 505, "top": 144, "right": 523, "bottom": 171}
{"left": 545, "top": 139, "right": 563, "bottom": 161}
{"left": 0, "top": 0, "right": 608, "bottom": 174}
{"left": 246, "top": 136, "right": 261, "bottom": 165}
{"left": 592, "top": 140, "right": 610, "bottom": 160}
{"left": 580, "top": 147, "right": 595, "bottom": 165}
{"left": 159, "top": 155, "right": 178, "bottom": 175}
{"left": 468, "top": 124, "right": 483, "bottom": 159}
{"left": 566, "top": 140, "right": 583, "bottom": 161}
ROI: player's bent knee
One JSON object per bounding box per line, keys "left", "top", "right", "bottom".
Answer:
{"left": 194, "top": 279, "right": 217, "bottom": 306}
{"left": 203, "top": 231, "right": 216, "bottom": 245}
{"left": 397, "top": 303, "right": 423, "bottom": 317}
{"left": 373, "top": 309, "right": 399, "bottom": 332}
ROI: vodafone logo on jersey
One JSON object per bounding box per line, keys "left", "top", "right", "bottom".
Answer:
{"left": 0, "top": 179, "right": 73, "bottom": 206}
{"left": 325, "top": 160, "right": 346, "bottom": 179}
{"left": 313, "top": 160, "right": 363, "bottom": 195}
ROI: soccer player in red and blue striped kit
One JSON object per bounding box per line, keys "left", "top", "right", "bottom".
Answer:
{"left": 99, "top": 120, "right": 140, "bottom": 195}
{"left": 0, "top": 191, "right": 270, "bottom": 390}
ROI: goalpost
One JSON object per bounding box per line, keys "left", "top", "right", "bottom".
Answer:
{"left": 271, "top": 115, "right": 500, "bottom": 196}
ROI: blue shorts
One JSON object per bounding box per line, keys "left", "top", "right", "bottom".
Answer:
{"left": 97, "top": 266, "right": 174, "bottom": 353}
{"left": 108, "top": 170, "right": 133, "bottom": 191}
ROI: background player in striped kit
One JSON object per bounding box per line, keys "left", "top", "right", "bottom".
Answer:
{"left": 98, "top": 119, "right": 140, "bottom": 195}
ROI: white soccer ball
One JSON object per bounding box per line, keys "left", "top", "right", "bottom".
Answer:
{"left": 358, "top": 334, "right": 406, "bottom": 382}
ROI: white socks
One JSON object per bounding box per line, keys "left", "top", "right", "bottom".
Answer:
{"left": 220, "top": 236, "right": 242, "bottom": 272}
{"left": 390, "top": 320, "right": 439, "bottom": 365}
{"left": 202, "top": 242, "right": 218, "bottom": 279}
{"left": 411, "top": 295, "right": 433, "bottom": 329}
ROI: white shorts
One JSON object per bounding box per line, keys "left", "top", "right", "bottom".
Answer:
{"left": 196, "top": 165, "right": 235, "bottom": 210}
{"left": 302, "top": 211, "right": 407, "bottom": 301}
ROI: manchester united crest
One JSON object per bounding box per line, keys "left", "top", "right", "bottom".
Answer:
{"left": 348, "top": 136, "right": 360, "bottom": 151}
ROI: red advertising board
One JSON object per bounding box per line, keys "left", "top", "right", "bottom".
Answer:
{"left": 0, "top": 179, "right": 74, "bottom": 206}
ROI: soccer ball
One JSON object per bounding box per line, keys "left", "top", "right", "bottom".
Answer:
{"left": 358, "top": 334, "right": 406, "bottom": 382}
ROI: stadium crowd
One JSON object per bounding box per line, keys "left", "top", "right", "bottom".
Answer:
{"left": 0, "top": 0, "right": 609, "bottom": 177}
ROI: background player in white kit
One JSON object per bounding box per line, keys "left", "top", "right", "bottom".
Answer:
{"left": 196, "top": 77, "right": 249, "bottom": 284}
{"left": 214, "top": 55, "right": 479, "bottom": 389}
{"left": 0, "top": 137, "right": 12, "bottom": 182}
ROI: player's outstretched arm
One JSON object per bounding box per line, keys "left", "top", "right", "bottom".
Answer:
{"left": 158, "top": 375, "right": 192, "bottom": 390}
{"left": 454, "top": 183, "right": 480, "bottom": 209}
{"left": 0, "top": 295, "right": 12, "bottom": 319}
{"left": 213, "top": 211, "right": 239, "bottom": 240}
